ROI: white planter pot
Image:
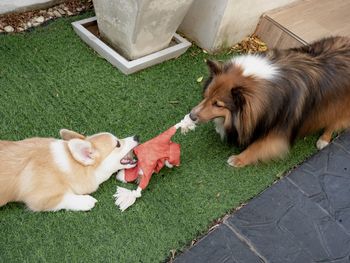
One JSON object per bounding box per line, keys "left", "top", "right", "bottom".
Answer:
{"left": 93, "top": 0, "right": 194, "bottom": 60}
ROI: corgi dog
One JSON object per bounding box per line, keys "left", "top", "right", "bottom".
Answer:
{"left": 0, "top": 129, "right": 138, "bottom": 211}
{"left": 190, "top": 36, "right": 350, "bottom": 167}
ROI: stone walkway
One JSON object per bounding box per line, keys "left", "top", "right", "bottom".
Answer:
{"left": 176, "top": 131, "right": 350, "bottom": 263}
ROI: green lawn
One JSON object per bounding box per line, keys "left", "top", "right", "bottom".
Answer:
{"left": 0, "top": 13, "right": 317, "bottom": 262}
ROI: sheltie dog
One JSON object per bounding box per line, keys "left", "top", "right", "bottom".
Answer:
{"left": 190, "top": 36, "right": 350, "bottom": 167}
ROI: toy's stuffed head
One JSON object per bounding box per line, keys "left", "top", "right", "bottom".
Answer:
{"left": 123, "top": 126, "right": 180, "bottom": 189}
{"left": 114, "top": 114, "right": 196, "bottom": 211}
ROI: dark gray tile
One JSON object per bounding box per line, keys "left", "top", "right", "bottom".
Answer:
{"left": 288, "top": 133, "right": 350, "bottom": 232}
{"left": 175, "top": 224, "right": 263, "bottom": 263}
{"left": 333, "top": 130, "right": 350, "bottom": 151}
{"left": 226, "top": 179, "right": 350, "bottom": 262}
{"left": 326, "top": 144, "right": 350, "bottom": 174}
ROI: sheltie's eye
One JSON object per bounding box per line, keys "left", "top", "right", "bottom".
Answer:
{"left": 213, "top": 101, "right": 224, "bottom": 108}
{"left": 116, "top": 140, "right": 121, "bottom": 148}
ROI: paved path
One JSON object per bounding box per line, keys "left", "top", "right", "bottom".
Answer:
{"left": 176, "top": 131, "right": 350, "bottom": 263}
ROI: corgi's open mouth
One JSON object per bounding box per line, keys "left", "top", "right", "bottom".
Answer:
{"left": 120, "top": 150, "right": 137, "bottom": 165}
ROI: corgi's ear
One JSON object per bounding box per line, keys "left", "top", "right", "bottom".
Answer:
{"left": 60, "top": 129, "right": 85, "bottom": 140}
{"left": 67, "top": 139, "right": 96, "bottom": 166}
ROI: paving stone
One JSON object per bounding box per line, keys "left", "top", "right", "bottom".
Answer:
{"left": 175, "top": 224, "right": 263, "bottom": 263}
{"left": 288, "top": 132, "right": 350, "bottom": 232}
{"left": 176, "top": 131, "right": 350, "bottom": 262}
{"left": 333, "top": 131, "right": 350, "bottom": 151}
{"left": 226, "top": 179, "right": 350, "bottom": 262}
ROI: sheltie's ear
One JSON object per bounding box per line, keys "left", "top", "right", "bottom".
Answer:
{"left": 206, "top": 59, "right": 222, "bottom": 75}
{"left": 231, "top": 87, "right": 246, "bottom": 110}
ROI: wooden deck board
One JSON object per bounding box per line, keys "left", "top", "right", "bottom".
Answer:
{"left": 254, "top": 0, "right": 350, "bottom": 49}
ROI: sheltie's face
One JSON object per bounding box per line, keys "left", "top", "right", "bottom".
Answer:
{"left": 190, "top": 60, "right": 255, "bottom": 132}
{"left": 190, "top": 56, "right": 279, "bottom": 144}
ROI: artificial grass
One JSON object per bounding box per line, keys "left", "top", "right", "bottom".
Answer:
{"left": 0, "top": 13, "right": 317, "bottom": 262}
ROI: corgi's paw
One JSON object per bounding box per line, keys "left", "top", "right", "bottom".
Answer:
{"left": 116, "top": 170, "right": 126, "bottom": 183}
{"left": 55, "top": 194, "right": 97, "bottom": 211}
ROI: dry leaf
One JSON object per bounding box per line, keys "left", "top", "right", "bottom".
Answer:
{"left": 229, "top": 35, "right": 268, "bottom": 54}
{"left": 169, "top": 249, "right": 176, "bottom": 262}
{"left": 196, "top": 76, "right": 203, "bottom": 83}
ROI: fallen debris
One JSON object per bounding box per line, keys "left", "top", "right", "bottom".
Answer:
{"left": 0, "top": 0, "right": 93, "bottom": 33}
{"left": 229, "top": 35, "right": 268, "bottom": 54}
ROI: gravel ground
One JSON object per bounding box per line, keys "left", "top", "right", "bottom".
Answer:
{"left": 0, "top": 0, "right": 93, "bottom": 33}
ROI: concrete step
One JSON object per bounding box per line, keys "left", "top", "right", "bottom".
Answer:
{"left": 254, "top": 0, "right": 350, "bottom": 49}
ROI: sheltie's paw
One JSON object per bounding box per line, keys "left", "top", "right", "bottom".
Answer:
{"left": 316, "top": 139, "right": 329, "bottom": 150}
{"left": 227, "top": 155, "right": 247, "bottom": 168}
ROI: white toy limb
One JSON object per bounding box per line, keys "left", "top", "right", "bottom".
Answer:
{"left": 164, "top": 160, "right": 173, "bottom": 168}
{"left": 114, "top": 186, "right": 142, "bottom": 211}
{"left": 175, "top": 113, "right": 196, "bottom": 134}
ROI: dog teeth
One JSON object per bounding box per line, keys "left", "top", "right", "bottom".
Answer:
{"left": 120, "top": 158, "right": 129, "bottom": 164}
{"left": 120, "top": 157, "right": 137, "bottom": 165}
{"left": 120, "top": 150, "right": 137, "bottom": 165}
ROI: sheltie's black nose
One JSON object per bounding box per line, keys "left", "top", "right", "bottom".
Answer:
{"left": 133, "top": 135, "right": 140, "bottom": 142}
{"left": 189, "top": 112, "right": 198, "bottom": 122}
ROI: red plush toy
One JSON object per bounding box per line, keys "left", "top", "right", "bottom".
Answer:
{"left": 114, "top": 114, "right": 196, "bottom": 211}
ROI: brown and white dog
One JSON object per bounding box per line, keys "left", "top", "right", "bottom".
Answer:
{"left": 190, "top": 36, "right": 350, "bottom": 167}
{"left": 0, "top": 129, "right": 138, "bottom": 211}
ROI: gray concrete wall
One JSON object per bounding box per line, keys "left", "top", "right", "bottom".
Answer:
{"left": 179, "top": 0, "right": 298, "bottom": 52}
{"left": 179, "top": 0, "right": 229, "bottom": 52}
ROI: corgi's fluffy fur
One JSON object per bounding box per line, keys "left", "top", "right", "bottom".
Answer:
{"left": 0, "top": 129, "right": 138, "bottom": 211}
{"left": 190, "top": 36, "right": 350, "bottom": 167}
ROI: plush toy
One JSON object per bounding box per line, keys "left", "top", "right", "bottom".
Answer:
{"left": 114, "top": 114, "right": 196, "bottom": 211}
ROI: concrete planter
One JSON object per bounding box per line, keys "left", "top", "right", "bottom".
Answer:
{"left": 93, "top": 0, "right": 194, "bottom": 60}
{"left": 72, "top": 17, "right": 191, "bottom": 75}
